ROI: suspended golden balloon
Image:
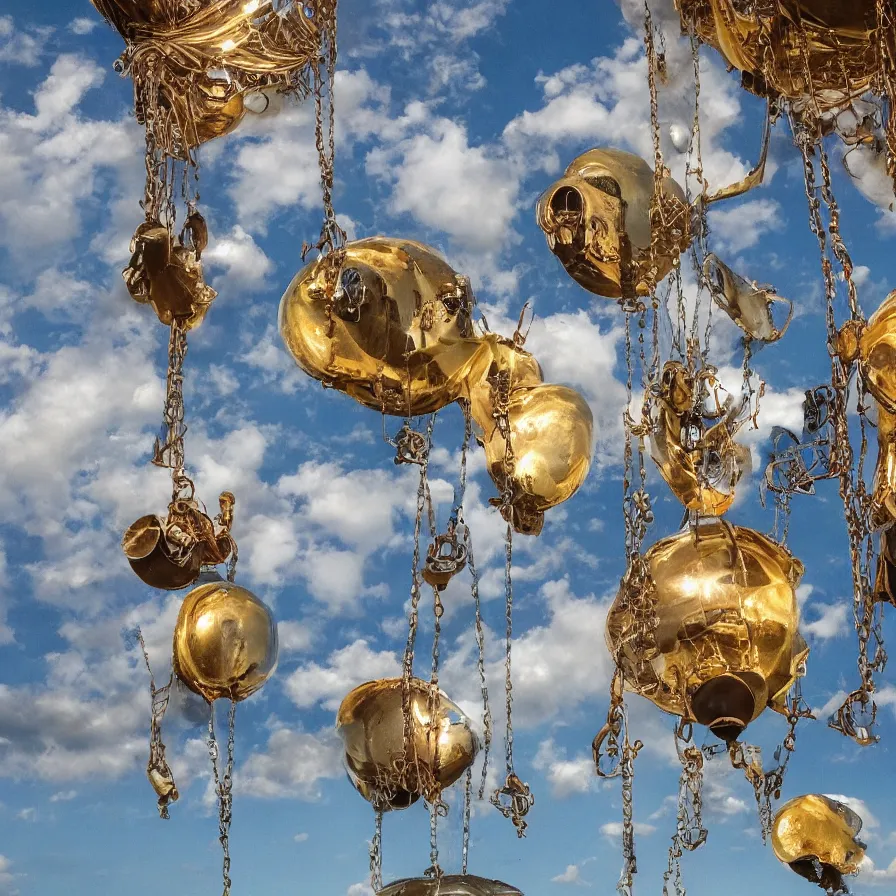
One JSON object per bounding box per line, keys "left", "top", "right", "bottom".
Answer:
{"left": 858, "top": 289, "right": 896, "bottom": 413}
{"left": 606, "top": 520, "right": 808, "bottom": 742}
{"left": 336, "top": 678, "right": 478, "bottom": 811}
{"left": 91, "top": 0, "right": 329, "bottom": 157}
{"left": 378, "top": 878, "right": 523, "bottom": 896}
{"left": 465, "top": 336, "right": 594, "bottom": 536}
{"left": 772, "top": 794, "right": 866, "bottom": 892}
{"left": 280, "top": 237, "right": 483, "bottom": 416}
{"left": 173, "top": 580, "right": 279, "bottom": 703}
{"left": 535, "top": 148, "right": 690, "bottom": 301}
{"left": 648, "top": 361, "right": 751, "bottom": 516}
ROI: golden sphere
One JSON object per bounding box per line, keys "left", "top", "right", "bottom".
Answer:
{"left": 772, "top": 794, "right": 866, "bottom": 891}
{"left": 280, "top": 237, "right": 484, "bottom": 416}
{"left": 536, "top": 148, "right": 690, "bottom": 299}
{"left": 173, "top": 580, "right": 278, "bottom": 703}
{"left": 336, "top": 678, "right": 478, "bottom": 811}
{"left": 606, "top": 521, "right": 807, "bottom": 742}
{"left": 466, "top": 336, "right": 593, "bottom": 535}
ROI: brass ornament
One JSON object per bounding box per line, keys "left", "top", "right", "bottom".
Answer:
{"left": 279, "top": 237, "right": 483, "bottom": 416}
{"left": 772, "top": 794, "right": 866, "bottom": 892}
{"left": 703, "top": 254, "right": 793, "bottom": 343}
{"left": 92, "top": 0, "right": 327, "bottom": 158}
{"left": 122, "top": 491, "right": 236, "bottom": 591}
{"left": 535, "top": 148, "right": 690, "bottom": 300}
{"left": 606, "top": 520, "right": 808, "bottom": 743}
{"left": 336, "top": 678, "right": 478, "bottom": 811}
{"left": 648, "top": 361, "right": 750, "bottom": 515}
{"left": 172, "top": 580, "right": 278, "bottom": 703}
{"left": 378, "top": 877, "right": 523, "bottom": 896}
{"left": 422, "top": 524, "right": 468, "bottom": 591}
{"left": 123, "top": 213, "right": 216, "bottom": 330}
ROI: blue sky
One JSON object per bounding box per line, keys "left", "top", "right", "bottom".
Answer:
{"left": 1, "top": 1, "right": 896, "bottom": 895}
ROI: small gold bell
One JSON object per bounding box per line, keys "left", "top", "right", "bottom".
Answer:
{"left": 172, "top": 580, "right": 279, "bottom": 703}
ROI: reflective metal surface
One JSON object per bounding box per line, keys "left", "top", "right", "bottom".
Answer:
{"left": 280, "top": 237, "right": 483, "bottom": 416}
{"left": 467, "top": 336, "right": 593, "bottom": 536}
{"left": 772, "top": 794, "right": 866, "bottom": 891}
{"left": 91, "top": 0, "right": 325, "bottom": 156}
{"left": 860, "top": 290, "right": 896, "bottom": 413}
{"left": 173, "top": 580, "right": 278, "bottom": 703}
{"left": 378, "top": 877, "right": 523, "bottom": 896}
{"left": 122, "top": 492, "right": 236, "bottom": 590}
{"left": 649, "top": 361, "right": 750, "bottom": 515}
{"left": 336, "top": 678, "right": 478, "bottom": 811}
{"left": 123, "top": 215, "right": 216, "bottom": 329}
{"left": 677, "top": 0, "right": 877, "bottom": 117}
{"left": 606, "top": 520, "right": 807, "bottom": 741}
{"left": 536, "top": 148, "right": 690, "bottom": 299}
{"left": 704, "top": 254, "right": 793, "bottom": 343}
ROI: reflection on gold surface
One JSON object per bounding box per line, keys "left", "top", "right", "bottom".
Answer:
{"left": 280, "top": 237, "right": 482, "bottom": 416}
{"left": 91, "top": 0, "right": 325, "bottom": 157}
{"left": 536, "top": 148, "right": 690, "bottom": 300}
{"left": 336, "top": 678, "right": 478, "bottom": 811}
{"left": 378, "top": 877, "right": 523, "bottom": 896}
{"left": 772, "top": 794, "right": 865, "bottom": 892}
{"left": 677, "top": 0, "right": 877, "bottom": 117}
{"left": 173, "top": 580, "right": 278, "bottom": 703}
{"left": 606, "top": 520, "right": 807, "bottom": 741}
{"left": 860, "top": 290, "right": 896, "bottom": 413}
{"left": 466, "top": 337, "right": 593, "bottom": 535}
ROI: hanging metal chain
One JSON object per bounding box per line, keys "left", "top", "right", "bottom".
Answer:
{"left": 458, "top": 404, "right": 493, "bottom": 802}
{"left": 617, "top": 704, "right": 642, "bottom": 896}
{"left": 207, "top": 699, "right": 238, "bottom": 896}
{"left": 152, "top": 319, "right": 194, "bottom": 502}
{"left": 461, "top": 766, "right": 473, "bottom": 876}
{"left": 132, "top": 628, "right": 179, "bottom": 819}
{"left": 369, "top": 808, "right": 383, "bottom": 892}
{"left": 663, "top": 721, "right": 707, "bottom": 896}
{"left": 795, "top": 126, "right": 882, "bottom": 745}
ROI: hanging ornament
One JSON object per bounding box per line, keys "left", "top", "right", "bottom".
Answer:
{"left": 703, "top": 255, "right": 793, "bottom": 343}
{"left": 465, "top": 335, "right": 593, "bottom": 536}
{"left": 648, "top": 361, "right": 751, "bottom": 516}
{"left": 605, "top": 519, "right": 808, "bottom": 744}
{"left": 91, "top": 0, "right": 331, "bottom": 158}
{"left": 378, "top": 877, "right": 523, "bottom": 896}
{"left": 772, "top": 795, "right": 866, "bottom": 893}
{"left": 280, "top": 237, "right": 482, "bottom": 416}
{"left": 336, "top": 678, "right": 478, "bottom": 811}
{"left": 535, "top": 148, "right": 691, "bottom": 302}
{"left": 173, "top": 579, "right": 279, "bottom": 703}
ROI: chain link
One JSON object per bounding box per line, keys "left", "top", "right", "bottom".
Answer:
{"left": 207, "top": 699, "right": 237, "bottom": 896}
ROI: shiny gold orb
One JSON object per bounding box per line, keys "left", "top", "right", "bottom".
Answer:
{"left": 536, "top": 148, "right": 690, "bottom": 299}
{"left": 280, "top": 237, "right": 484, "bottom": 416}
{"left": 336, "top": 677, "right": 478, "bottom": 811}
{"left": 772, "top": 794, "right": 866, "bottom": 891}
{"left": 173, "top": 580, "right": 278, "bottom": 703}
{"left": 606, "top": 520, "right": 807, "bottom": 742}
{"left": 466, "top": 336, "right": 593, "bottom": 535}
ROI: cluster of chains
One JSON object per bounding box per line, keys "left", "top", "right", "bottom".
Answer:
{"left": 795, "top": 123, "right": 884, "bottom": 746}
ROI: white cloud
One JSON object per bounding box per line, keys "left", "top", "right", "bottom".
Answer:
{"left": 294, "top": 832, "right": 309, "bottom": 843}
{"left": 552, "top": 864, "right": 589, "bottom": 885}
{"left": 533, "top": 739, "right": 597, "bottom": 798}
{"left": 600, "top": 820, "right": 657, "bottom": 838}
{"left": 49, "top": 790, "right": 77, "bottom": 802}
{"left": 803, "top": 602, "right": 850, "bottom": 641}
{"left": 69, "top": 17, "right": 98, "bottom": 35}
{"left": 204, "top": 226, "right": 275, "bottom": 291}
{"left": 709, "top": 198, "right": 785, "bottom": 254}
{"left": 0, "top": 16, "right": 48, "bottom": 66}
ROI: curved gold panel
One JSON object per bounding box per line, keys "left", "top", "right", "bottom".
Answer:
{"left": 378, "top": 877, "right": 523, "bottom": 896}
